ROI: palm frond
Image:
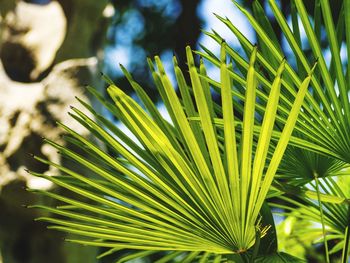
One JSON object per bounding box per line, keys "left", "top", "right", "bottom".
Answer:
{"left": 28, "top": 42, "right": 312, "bottom": 258}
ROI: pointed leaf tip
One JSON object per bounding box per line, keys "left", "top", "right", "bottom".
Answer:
{"left": 146, "top": 57, "right": 155, "bottom": 71}
{"left": 172, "top": 55, "right": 178, "bottom": 67}
{"left": 154, "top": 56, "right": 166, "bottom": 75}
{"left": 185, "top": 46, "right": 195, "bottom": 67}
{"left": 119, "top": 63, "right": 127, "bottom": 71}
{"left": 309, "top": 60, "right": 318, "bottom": 75}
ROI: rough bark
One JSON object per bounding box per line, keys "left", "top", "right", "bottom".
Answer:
{"left": 0, "top": 1, "right": 110, "bottom": 262}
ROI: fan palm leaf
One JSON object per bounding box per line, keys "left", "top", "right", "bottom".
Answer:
{"left": 276, "top": 143, "right": 350, "bottom": 186}
{"left": 28, "top": 43, "right": 313, "bottom": 260}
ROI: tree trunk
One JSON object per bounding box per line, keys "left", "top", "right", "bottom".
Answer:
{"left": 0, "top": 1, "right": 110, "bottom": 262}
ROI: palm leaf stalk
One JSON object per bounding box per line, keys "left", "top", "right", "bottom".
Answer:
{"left": 27, "top": 43, "right": 313, "bottom": 261}
{"left": 314, "top": 175, "right": 330, "bottom": 263}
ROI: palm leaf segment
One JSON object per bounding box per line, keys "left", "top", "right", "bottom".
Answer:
{"left": 29, "top": 45, "right": 313, "bottom": 255}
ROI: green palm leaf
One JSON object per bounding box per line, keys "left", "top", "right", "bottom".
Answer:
{"left": 28, "top": 42, "right": 312, "bottom": 260}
